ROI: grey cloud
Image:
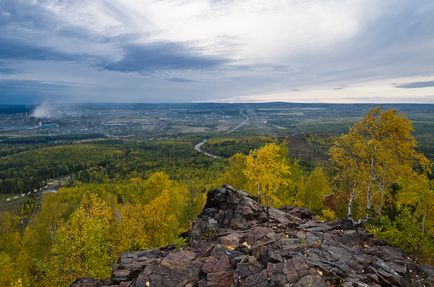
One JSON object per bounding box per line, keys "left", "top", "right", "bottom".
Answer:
{"left": 1, "top": 1, "right": 229, "bottom": 74}
{"left": 166, "top": 77, "right": 196, "bottom": 83}
{"left": 332, "top": 86, "right": 346, "bottom": 90}
{"left": 395, "top": 81, "right": 434, "bottom": 89}
{"left": 102, "top": 43, "right": 227, "bottom": 72}
{"left": 1, "top": 0, "right": 434, "bottom": 103}
{"left": 0, "top": 79, "right": 73, "bottom": 104}
{"left": 0, "top": 62, "right": 15, "bottom": 74}
{"left": 284, "top": 0, "right": 434, "bottom": 86}
{"left": 0, "top": 0, "right": 55, "bottom": 29}
{"left": 0, "top": 37, "right": 77, "bottom": 61}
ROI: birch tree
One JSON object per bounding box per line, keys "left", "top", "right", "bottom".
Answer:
{"left": 329, "top": 108, "right": 430, "bottom": 224}
{"left": 243, "top": 143, "right": 291, "bottom": 206}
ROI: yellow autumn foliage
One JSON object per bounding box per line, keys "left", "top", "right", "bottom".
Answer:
{"left": 329, "top": 108, "right": 430, "bottom": 222}
{"left": 0, "top": 252, "right": 21, "bottom": 287}
{"left": 243, "top": 143, "right": 291, "bottom": 207}
{"left": 44, "top": 193, "right": 114, "bottom": 287}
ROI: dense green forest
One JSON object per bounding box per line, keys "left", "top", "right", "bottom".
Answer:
{"left": 0, "top": 139, "right": 224, "bottom": 194}
{"left": 0, "top": 108, "right": 433, "bottom": 287}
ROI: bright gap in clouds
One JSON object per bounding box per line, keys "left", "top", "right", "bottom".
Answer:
{"left": 41, "top": 0, "right": 367, "bottom": 62}
{"left": 0, "top": 0, "right": 433, "bottom": 103}
{"left": 218, "top": 76, "right": 434, "bottom": 104}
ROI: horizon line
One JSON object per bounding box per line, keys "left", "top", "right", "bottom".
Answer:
{"left": 1, "top": 101, "right": 434, "bottom": 106}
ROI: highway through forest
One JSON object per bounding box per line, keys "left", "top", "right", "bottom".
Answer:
{"left": 194, "top": 109, "right": 249, "bottom": 158}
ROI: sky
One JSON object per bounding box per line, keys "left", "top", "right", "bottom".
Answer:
{"left": 0, "top": 0, "right": 434, "bottom": 104}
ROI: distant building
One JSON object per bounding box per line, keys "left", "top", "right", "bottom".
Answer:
{"left": 38, "top": 122, "right": 59, "bottom": 129}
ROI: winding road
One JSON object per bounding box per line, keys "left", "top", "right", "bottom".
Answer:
{"left": 194, "top": 139, "right": 221, "bottom": 158}
{"left": 194, "top": 109, "right": 249, "bottom": 158}
{"left": 225, "top": 109, "right": 250, "bottom": 134}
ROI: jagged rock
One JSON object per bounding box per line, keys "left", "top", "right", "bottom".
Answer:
{"left": 73, "top": 185, "right": 434, "bottom": 287}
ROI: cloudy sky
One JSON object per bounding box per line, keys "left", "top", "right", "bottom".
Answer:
{"left": 1, "top": 0, "right": 434, "bottom": 104}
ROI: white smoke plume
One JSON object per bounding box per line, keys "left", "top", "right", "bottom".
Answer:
{"left": 31, "top": 104, "right": 57, "bottom": 119}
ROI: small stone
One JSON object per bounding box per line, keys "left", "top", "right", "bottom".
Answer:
{"left": 241, "top": 241, "right": 251, "bottom": 249}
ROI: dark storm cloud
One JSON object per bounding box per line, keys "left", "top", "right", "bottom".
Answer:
{"left": 102, "top": 43, "right": 227, "bottom": 72}
{"left": 395, "top": 81, "right": 434, "bottom": 89}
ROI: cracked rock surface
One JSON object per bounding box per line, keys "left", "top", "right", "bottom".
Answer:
{"left": 72, "top": 185, "right": 434, "bottom": 287}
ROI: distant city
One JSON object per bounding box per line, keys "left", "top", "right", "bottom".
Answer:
{"left": 1, "top": 103, "right": 433, "bottom": 142}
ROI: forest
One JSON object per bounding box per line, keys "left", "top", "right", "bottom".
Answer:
{"left": 0, "top": 108, "right": 433, "bottom": 287}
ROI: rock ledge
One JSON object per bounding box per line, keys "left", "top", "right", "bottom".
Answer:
{"left": 72, "top": 185, "right": 434, "bottom": 287}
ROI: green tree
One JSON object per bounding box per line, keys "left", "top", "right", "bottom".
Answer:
{"left": 219, "top": 153, "right": 249, "bottom": 190}
{"left": 298, "top": 167, "right": 330, "bottom": 214}
{"left": 396, "top": 175, "right": 434, "bottom": 258}
{"left": 369, "top": 206, "right": 434, "bottom": 263}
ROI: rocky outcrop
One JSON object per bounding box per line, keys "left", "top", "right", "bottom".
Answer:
{"left": 72, "top": 185, "right": 434, "bottom": 287}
